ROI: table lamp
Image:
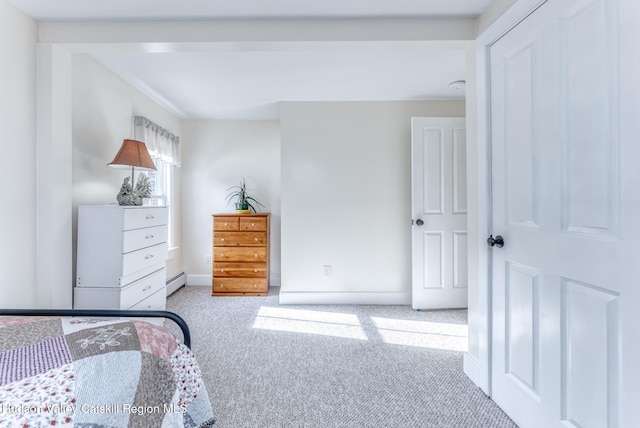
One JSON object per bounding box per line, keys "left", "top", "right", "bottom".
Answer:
{"left": 108, "top": 139, "right": 156, "bottom": 205}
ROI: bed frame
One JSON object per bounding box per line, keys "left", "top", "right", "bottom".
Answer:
{"left": 0, "top": 309, "right": 191, "bottom": 348}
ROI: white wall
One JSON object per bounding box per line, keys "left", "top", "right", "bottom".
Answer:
{"left": 279, "top": 101, "right": 465, "bottom": 304}
{"left": 0, "top": 0, "right": 38, "bottom": 307}
{"left": 71, "top": 54, "right": 184, "bottom": 280}
{"left": 181, "top": 120, "right": 281, "bottom": 286}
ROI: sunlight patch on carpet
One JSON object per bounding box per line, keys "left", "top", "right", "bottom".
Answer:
{"left": 253, "top": 306, "right": 368, "bottom": 340}
{"left": 371, "top": 317, "right": 468, "bottom": 352}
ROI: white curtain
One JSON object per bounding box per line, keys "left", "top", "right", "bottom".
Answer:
{"left": 133, "top": 116, "right": 181, "bottom": 166}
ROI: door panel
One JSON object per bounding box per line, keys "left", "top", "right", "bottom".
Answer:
{"left": 505, "top": 263, "right": 540, "bottom": 396}
{"left": 453, "top": 129, "right": 468, "bottom": 214}
{"left": 562, "top": 279, "right": 619, "bottom": 428}
{"left": 423, "top": 232, "right": 443, "bottom": 289}
{"left": 411, "top": 117, "right": 467, "bottom": 309}
{"left": 562, "top": 0, "right": 618, "bottom": 235}
{"left": 453, "top": 232, "right": 468, "bottom": 288}
{"left": 504, "top": 40, "right": 538, "bottom": 227}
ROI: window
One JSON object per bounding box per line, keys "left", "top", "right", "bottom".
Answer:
{"left": 133, "top": 115, "right": 180, "bottom": 251}
{"left": 138, "top": 158, "right": 173, "bottom": 246}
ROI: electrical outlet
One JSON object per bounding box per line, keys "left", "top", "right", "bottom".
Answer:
{"left": 323, "top": 265, "right": 332, "bottom": 278}
{"left": 205, "top": 254, "right": 211, "bottom": 265}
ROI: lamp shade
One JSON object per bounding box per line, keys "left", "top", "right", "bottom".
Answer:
{"left": 108, "top": 139, "right": 157, "bottom": 171}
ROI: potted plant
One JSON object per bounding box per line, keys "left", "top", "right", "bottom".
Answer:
{"left": 225, "top": 178, "right": 264, "bottom": 213}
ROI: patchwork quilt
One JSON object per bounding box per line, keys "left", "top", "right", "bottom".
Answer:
{"left": 0, "top": 316, "right": 215, "bottom": 427}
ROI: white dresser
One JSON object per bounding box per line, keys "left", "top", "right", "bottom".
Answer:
{"left": 74, "top": 205, "right": 168, "bottom": 311}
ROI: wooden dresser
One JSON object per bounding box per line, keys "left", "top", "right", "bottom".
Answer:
{"left": 212, "top": 213, "right": 270, "bottom": 296}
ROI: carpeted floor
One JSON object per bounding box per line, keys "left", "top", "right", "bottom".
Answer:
{"left": 166, "top": 286, "right": 517, "bottom": 428}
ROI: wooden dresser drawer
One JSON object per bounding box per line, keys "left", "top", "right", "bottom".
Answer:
{"left": 213, "top": 278, "right": 268, "bottom": 294}
{"left": 240, "top": 217, "right": 267, "bottom": 231}
{"left": 123, "top": 207, "right": 167, "bottom": 230}
{"left": 213, "top": 231, "right": 267, "bottom": 246}
{"left": 214, "top": 262, "right": 267, "bottom": 278}
{"left": 214, "top": 216, "right": 239, "bottom": 231}
{"left": 123, "top": 225, "right": 168, "bottom": 253}
{"left": 213, "top": 247, "right": 267, "bottom": 262}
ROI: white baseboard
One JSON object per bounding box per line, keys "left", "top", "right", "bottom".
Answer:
{"left": 463, "top": 352, "right": 479, "bottom": 383}
{"left": 463, "top": 352, "right": 489, "bottom": 395}
{"left": 278, "top": 291, "right": 411, "bottom": 305}
{"left": 187, "top": 274, "right": 282, "bottom": 287}
{"left": 186, "top": 275, "right": 211, "bottom": 286}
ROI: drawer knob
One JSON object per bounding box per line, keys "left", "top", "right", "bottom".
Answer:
{"left": 146, "top": 215, "right": 154, "bottom": 219}
{"left": 254, "top": 253, "right": 258, "bottom": 257}
{"left": 220, "top": 284, "right": 224, "bottom": 288}
{"left": 221, "top": 238, "right": 225, "bottom": 242}
{"left": 221, "top": 253, "right": 225, "bottom": 257}
{"left": 145, "top": 235, "right": 154, "bottom": 239}
{"left": 142, "top": 286, "right": 151, "bottom": 292}
{"left": 254, "top": 268, "right": 258, "bottom": 272}
{"left": 224, "top": 222, "right": 228, "bottom": 226}
{"left": 254, "top": 238, "right": 258, "bottom": 242}
{"left": 145, "top": 255, "right": 154, "bottom": 260}
{"left": 254, "top": 284, "right": 257, "bottom": 288}
{"left": 221, "top": 268, "right": 225, "bottom": 272}
{"left": 251, "top": 222, "right": 255, "bottom": 226}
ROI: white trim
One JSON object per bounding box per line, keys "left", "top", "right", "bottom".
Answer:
{"left": 465, "top": 40, "right": 493, "bottom": 396}
{"left": 476, "top": 0, "right": 548, "bottom": 46}
{"left": 39, "top": 19, "right": 476, "bottom": 47}
{"left": 463, "top": 352, "right": 482, "bottom": 388}
{"left": 278, "top": 291, "right": 411, "bottom": 305}
{"left": 36, "top": 43, "right": 73, "bottom": 309}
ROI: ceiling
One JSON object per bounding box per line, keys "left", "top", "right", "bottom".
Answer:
{"left": 9, "top": 0, "right": 495, "bottom": 120}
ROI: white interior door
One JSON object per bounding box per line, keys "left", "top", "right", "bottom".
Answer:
{"left": 489, "top": 0, "right": 640, "bottom": 427}
{"left": 411, "top": 117, "right": 467, "bottom": 309}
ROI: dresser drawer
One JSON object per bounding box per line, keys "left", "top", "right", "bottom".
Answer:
{"left": 122, "top": 242, "right": 168, "bottom": 277}
{"left": 214, "top": 231, "right": 267, "bottom": 247}
{"left": 128, "top": 288, "right": 166, "bottom": 310}
{"left": 213, "top": 262, "right": 267, "bottom": 278}
{"left": 213, "top": 278, "right": 267, "bottom": 294}
{"left": 123, "top": 225, "right": 167, "bottom": 253}
{"left": 214, "top": 216, "right": 239, "bottom": 231}
{"left": 121, "top": 269, "right": 166, "bottom": 309}
{"left": 213, "top": 247, "right": 267, "bottom": 262}
{"left": 239, "top": 217, "right": 267, "bottom": 231}
{"left": 123, "top": 207, "right": 167, "bottom": 230}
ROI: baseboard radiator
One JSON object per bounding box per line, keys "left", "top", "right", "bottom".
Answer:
{"left": 166, "top": 272, "right": 187, "bottom": 296}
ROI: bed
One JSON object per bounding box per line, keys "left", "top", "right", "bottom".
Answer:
{"left": 0, "top": 309, "right": 215, "bottom": 427}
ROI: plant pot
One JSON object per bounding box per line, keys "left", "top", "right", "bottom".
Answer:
{"left": 235, "top": 202, "right": 250, "bottom": 213}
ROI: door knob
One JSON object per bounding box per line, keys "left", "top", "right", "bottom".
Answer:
{"left": 487, "top": 235, "right": 504, "bottom": 248}
{"left": 415, "top": 219, "right": 424, "bottom": 226}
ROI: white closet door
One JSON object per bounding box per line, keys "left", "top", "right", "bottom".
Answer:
{"left": 489, "top": 0, "right": 640, "bottom": 426}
